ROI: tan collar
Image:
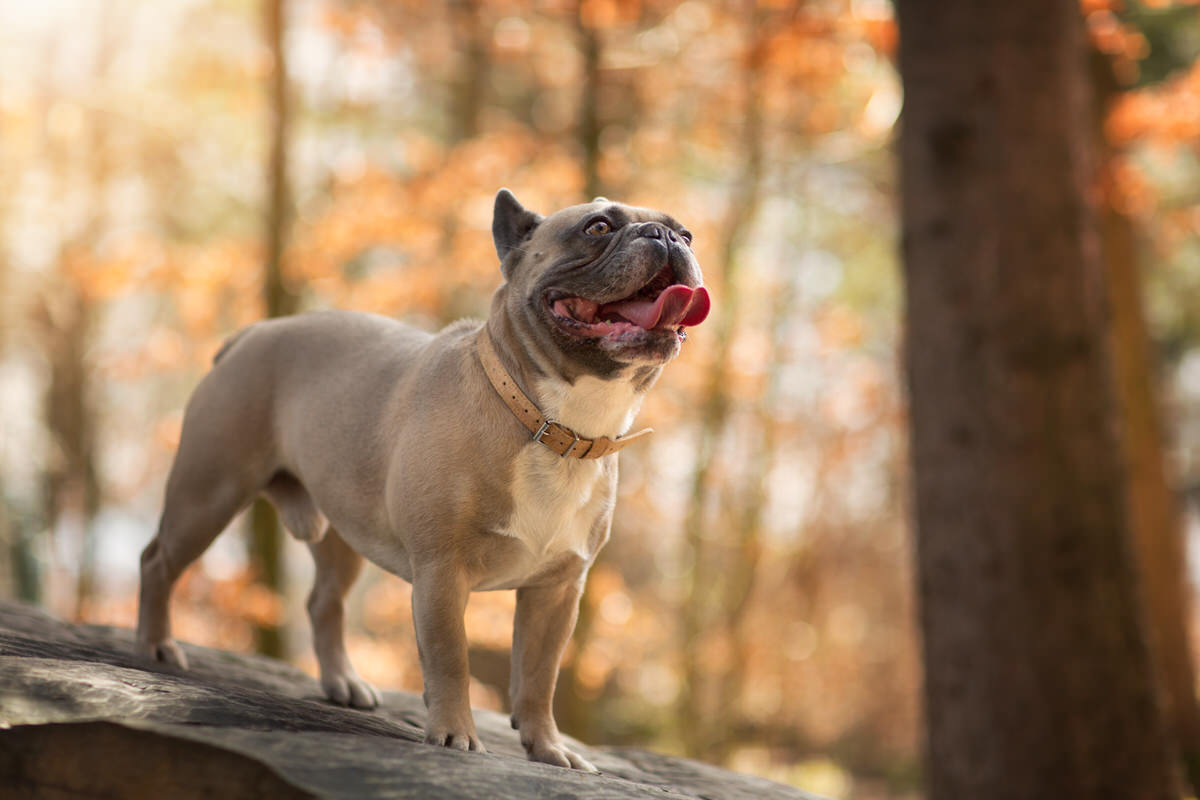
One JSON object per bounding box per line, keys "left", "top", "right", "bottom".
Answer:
{"left": 476, "top": 329, "right": 652, "bottom": 459}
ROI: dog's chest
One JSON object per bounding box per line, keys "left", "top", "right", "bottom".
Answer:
{"left": 538, "top": 374, "right": 644, "bottom": 440}
{"left": 497, "top": 446, "right": 613, "bottom": 561}
{"left": 483, "top": 375, "right": 639, "bottom": 586}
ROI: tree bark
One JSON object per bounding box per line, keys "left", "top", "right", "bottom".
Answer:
{"left": 1104, "top": 198, "right": 1200, "bottom": 793}
{"left": 895, "top": 2, "right": 1177, "bottom": 797}
{"left": 251, "top": 0, "right": 299, "bottom": 659}
{"left": 1092, "top": 53, "right": 1200, "bottom": 790}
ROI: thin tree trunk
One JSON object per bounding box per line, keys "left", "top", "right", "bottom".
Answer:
{"left": 250, "top": 0, "right": 299, "bottom": 659}
{"left": 577, "top": 2, "right": 603, "bottom": 200}
{"left": 678, "top": 6, "right": 766, "bottom": 762}
{"left": 896, "top": 2, "right": 1176, "bottom": 797}
{"left": 1104, "top": 198, "right": 1200, "bottom": 793}
{"left": 69, "top": 13, "right": 119, "bottom": 617}
{"left": 16, "top": 34, "right": 65, "bottom": 607}
{"left": 1093, "top": 52, "right": 1200, "bottom": 787}
{"left": 449, "top": 0, "right": 488, "bottom": 144}
{"left": 0, "top": 95, "right": 11, "bottom": 601}
{"left": 264, "top": 0, "right": 297, "bottom": 322}
{"left": 40, "top": 7, "right": 114, "bottom": 619}
{"left": 43, "top": 284, "right": 100, "bottom": 621}
{"left": 710, "top": 157, "right": 813, "bottom": 765}
{"left": 0, "top": 99, "right": 26, "bottom": 602}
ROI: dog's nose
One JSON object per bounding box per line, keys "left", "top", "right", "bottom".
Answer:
{"left": 639, "top": 223, "right": 679, "bottom": 243}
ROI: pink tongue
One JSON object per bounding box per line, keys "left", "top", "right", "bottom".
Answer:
{"left": 602, "top": 285, "right": 711, "bottom": 330}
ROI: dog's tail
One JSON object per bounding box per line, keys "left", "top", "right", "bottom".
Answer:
{"left": 212, "top": 326, "right": 254, "bottom": 365}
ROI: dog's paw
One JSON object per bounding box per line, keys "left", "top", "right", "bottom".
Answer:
{"left": 139, "top": 638, "right": 189, "bottom": 670}
{"left": 525, "top": 738, "right": 598, "bottom": 773}
{"left": 423, "top": 727, "right": 486, "bottom": 753}
{"left": 515, "top": 718, "right": 599, "bottom": 772}
{"left": 424, "top": 710, "right": 484, "bottom": 753}
{"left": 321, "top": 673, "right": 380, "bottom": 709}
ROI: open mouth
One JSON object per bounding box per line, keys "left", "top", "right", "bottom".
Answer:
{"left": 546, "top": 266, "right": 711, "bottom": 342}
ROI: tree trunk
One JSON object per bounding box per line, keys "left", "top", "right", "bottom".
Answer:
{"left": 1098, "top": 107, "right": 1200, "bottom": 800}
{"left": 263, "top": 0, "right": 297, "bottom": 323}
{"left": 576, "top": 2, "right": 604, "bottom": 200}
{"left": 251, "top": 0, "right": 299, "bottom": 659}
{"left": 449, "top": 0, "right": 488, "bottom": 144}
{"left": 40, "top": 10, "right": 114, "bottom": 619}
{"left": 0, "top": 101, "right": 12, "bottom": 602}
{"left": 1089, "top": 50, "right": 1200, "bottom": 794}
{"left": 41, "top": 284, "right": 100, "bottom": 619}
{"left": 678, "top": 8, "right": 766, "bottom": 763}
{"left": 895, "top": 2, "right": 1177, "bottom": 797}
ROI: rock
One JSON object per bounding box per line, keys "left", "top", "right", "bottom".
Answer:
{"left": 0, "top": 601, "right": 823, "bottom": 799}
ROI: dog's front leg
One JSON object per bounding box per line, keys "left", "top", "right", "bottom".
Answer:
{"left": 510, "top": 575, "right": 598, "bottom": 772}
{"left": 411, "top": 566, "right": 485, "bottom": 752}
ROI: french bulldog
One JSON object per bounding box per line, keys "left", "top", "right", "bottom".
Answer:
{"left": 136, "top": 189, "right": 710, "bottom": 771}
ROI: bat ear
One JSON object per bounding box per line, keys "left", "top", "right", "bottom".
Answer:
{"left": 492, "top": 189, "right": 543, "bottom": 273}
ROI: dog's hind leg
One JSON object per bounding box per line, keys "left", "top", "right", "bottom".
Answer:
{"left": 137, "top": 464, "right": 254, "bottom": 670}
{"left": 307, "top": 527, "right": 379, "bottom": 709}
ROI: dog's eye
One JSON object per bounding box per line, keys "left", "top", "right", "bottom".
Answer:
{"left": 680, "top": 229, "right": 693, "bottom": 245}
{"left": 584, "top": 219, "right": 611, "bottom": 236}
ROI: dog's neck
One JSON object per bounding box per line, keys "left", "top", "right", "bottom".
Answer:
{"left": 534, "top": 373, "right": 644, "bottom": 441}
{"left": 484, "top": 289, "right": 659, "bottom": 441}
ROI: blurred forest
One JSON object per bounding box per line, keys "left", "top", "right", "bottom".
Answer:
{"left": 1, "top": 1, "right": 1199, "bottom": 798}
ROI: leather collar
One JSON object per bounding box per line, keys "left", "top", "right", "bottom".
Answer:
{"left": 476, "top": 329, "right": 652, "bottom": 459}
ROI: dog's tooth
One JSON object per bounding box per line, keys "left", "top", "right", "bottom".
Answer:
{"left": 574, "top": 298, "right": 599, "bottom": 323}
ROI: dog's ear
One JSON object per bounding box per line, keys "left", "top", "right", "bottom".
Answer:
{"left": 493, "top": 189, "right": 543, "bottom": 272}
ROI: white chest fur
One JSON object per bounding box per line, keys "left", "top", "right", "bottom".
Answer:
{"left": 500, "top": 446, "right": 613, "bottom": 559}
{"left": 537, "top": 374, "right": 644, "bottom": 441}
{"left": 488, "top": 373, "right": 642, "bottom": 579}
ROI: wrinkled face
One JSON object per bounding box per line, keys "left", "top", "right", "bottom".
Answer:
{"left": 494, "top": 191, "right": 710, "bottom": 371}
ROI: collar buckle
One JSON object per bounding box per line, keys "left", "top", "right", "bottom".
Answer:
{"left": 479, "top": 329, "right": 647, "bottom": 459}
{"left": 533, "top": 419, "right": 582, "bottom": 458}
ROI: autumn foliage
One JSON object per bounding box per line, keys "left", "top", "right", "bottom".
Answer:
{"left": 2, "top": 2, "right": 1199, "bottom": 798}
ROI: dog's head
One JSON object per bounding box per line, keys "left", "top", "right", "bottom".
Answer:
{"left": 492, "top": 189, "right": 709, "bottom": 373}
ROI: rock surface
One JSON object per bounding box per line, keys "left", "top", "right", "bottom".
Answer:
{"left": 0, "top": 601, "right": 823, "bottom": 799}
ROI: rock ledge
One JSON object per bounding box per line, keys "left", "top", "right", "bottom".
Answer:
{"left": 0, "top": 601, "right": 822, "bottom": 799}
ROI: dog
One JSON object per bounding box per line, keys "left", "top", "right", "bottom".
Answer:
{"left": 136, "top": 189, "right": 710, "bottom": 771}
